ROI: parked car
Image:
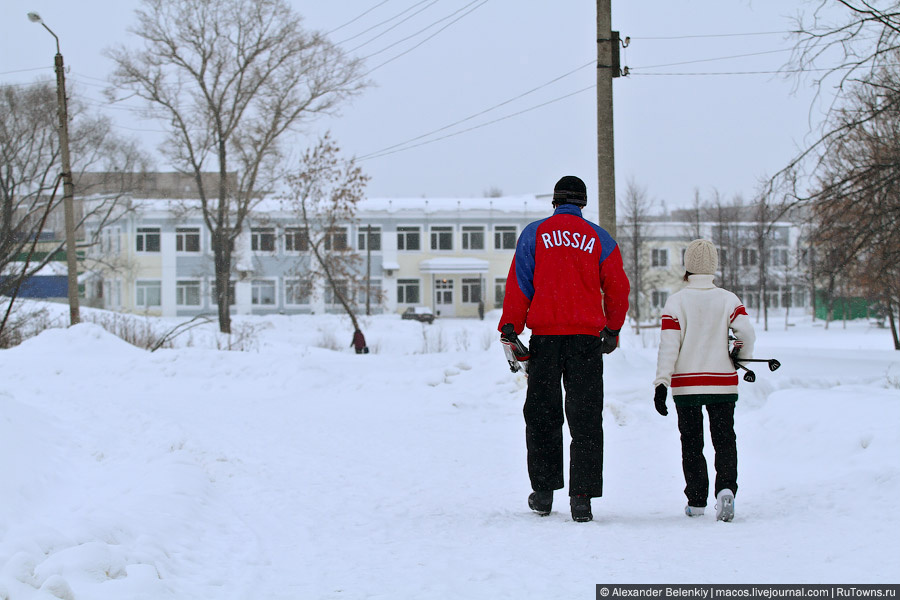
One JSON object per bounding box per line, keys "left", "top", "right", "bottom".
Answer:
{"left": 402, "top": 306, "right": 435, "bottom": 324}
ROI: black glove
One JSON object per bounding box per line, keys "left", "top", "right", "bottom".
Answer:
{"left": 654, "top": 384, "right": 668, "bottom": 416}
{"left": 599, "top": 327, "right": 619, "bottom": 354}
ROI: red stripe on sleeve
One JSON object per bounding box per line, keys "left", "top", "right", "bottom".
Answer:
{"left": 730, "top": 305, "right": 748, "bottom": 322}
{"left": 661, "top": 315, "right": 680, "bottom": 330}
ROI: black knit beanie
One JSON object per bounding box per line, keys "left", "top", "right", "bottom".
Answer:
{"left": 552, "top": 175, "right": 587, "bottom": 207}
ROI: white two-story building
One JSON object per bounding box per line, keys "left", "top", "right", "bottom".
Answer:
{"left": 82, "top": 195, "right": 551, "bottom": 319}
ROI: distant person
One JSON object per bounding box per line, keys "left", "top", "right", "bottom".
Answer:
{"left": 653, "top": 239, "right": 756, "bottom": 522}
{"left": 351, "top": 328, "right": 368, "bottom": 354}
{"left": 498, "top": 175, "right": 630, "bottom": 522}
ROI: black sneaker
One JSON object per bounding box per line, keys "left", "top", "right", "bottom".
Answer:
{"left": 570, "top": 494, "right": 592, "bottom": 522}
{"left": 528, "top": 490, "right": 553, "bottom": 516}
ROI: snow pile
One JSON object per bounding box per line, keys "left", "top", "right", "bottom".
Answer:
{"left": 0, "top": 312, "right": 898, "bottom": 598}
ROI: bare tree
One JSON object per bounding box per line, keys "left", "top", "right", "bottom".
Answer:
{"left": 684, "top": 188, "right": 704, "bottom": 240}
{"left": 285, "top": 134, "right": 371, "bottom": 333}
{"left": 708, "top": 191, "right": 744, "bottom": 293}
{"left": 802, "top": 56, "right": 900, "bottom": 342}
{"left": 0, "top": 80, "right": 148, "bottom": 339}
{"left": 107, "top": 0, "right": 366, "bottom": 333}
{"left": 617, "top": 178, "right": 658, "bottom": 328}
{"left": 752, "top": 193, "right": 777, "bottom": 331}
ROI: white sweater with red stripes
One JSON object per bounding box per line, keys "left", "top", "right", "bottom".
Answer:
{"left": 654, "top": 274, "right": 756, "bottom": 398}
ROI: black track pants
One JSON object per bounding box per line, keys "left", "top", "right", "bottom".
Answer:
{"left": 675, "top": 402, "right": 737, "bottom": 507}
{"left": 523, "top": 334, "right": 605, "bottom": 498}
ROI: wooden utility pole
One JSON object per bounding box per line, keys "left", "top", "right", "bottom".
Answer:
{"left": 30, "top": 12, "right": 81, "bottom": 325}
{"left": 597, "top": 0, "right": 616, "bottom": 238}
{"left": 55, "top": 51, "right": 81, "bottom": 325}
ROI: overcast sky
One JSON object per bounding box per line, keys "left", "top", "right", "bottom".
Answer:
{"left": 2, "top": 1, "right": 842, "bottom": 213}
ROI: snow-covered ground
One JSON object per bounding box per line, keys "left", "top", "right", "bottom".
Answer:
{"left": 1, "top": 304, "right": 898, "bottom": 599}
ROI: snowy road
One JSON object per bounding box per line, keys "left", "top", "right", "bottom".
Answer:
{"left": 1, "top": 313, "right": 898, "bottom": 598}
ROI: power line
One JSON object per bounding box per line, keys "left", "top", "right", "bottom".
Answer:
{"left": 631, "top": 46, "right": 794, "bottom": 71}
{"left": 362, "top": 0, "right": 488, "bottom": 76}
{"left": 631, "top": 65, "right": 881, "bottom": 76}
{"left": 357, "top": 60, "right": 594, "bottom": 159}
{"left": 633, "top": 30, "right": 796, "bottom": 40}
{"left": 71, "top": 71, "right": 112, "bottom": 84}
{"left": 326, "top": 0, "right": 391, "bottom": 35}
{"left": 632, "top": 70, "right": 797, "bottom": 76}
{"left": 338, "top": 0, "right": 436, "bottom": 46}
{"left": 358, "top": 0, "right": 483, "bottom": 60}
{"left": 358, "top": 85, "right": 593, "bottom": 162}
{"left": 0, "top": 66, "right": 50, "bottom": 76}
{"left": 1, "top": 80, "right": 54, "bottom": 89}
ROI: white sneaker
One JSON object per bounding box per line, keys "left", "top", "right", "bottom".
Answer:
{"left": 684, "top": 505, "right": 705, "bottom": 517}
{"left": 715, "top": 489, "right": 735, "bottom": 522}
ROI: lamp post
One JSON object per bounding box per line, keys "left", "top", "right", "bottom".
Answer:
{"left": 28, "top": 11, "right": 80, "bottom": 325}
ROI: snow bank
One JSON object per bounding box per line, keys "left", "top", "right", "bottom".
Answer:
{"left": 1, "top": 311, "right": 898, "bottom": 598}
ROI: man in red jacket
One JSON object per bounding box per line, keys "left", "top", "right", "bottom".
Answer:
{"left": 499, "top": 175, "right": 630, "bottom": 522}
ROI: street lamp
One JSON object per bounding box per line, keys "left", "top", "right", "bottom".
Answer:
{"left": 27, "top": 11, "right": 80, "bottom": 325}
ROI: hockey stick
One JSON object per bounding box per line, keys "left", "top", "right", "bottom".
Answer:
{"left": 733, "top": 357, "right": 781, "bottom": 371}
{"left": 733, "top": 361, "right": 756, "bottom": 383}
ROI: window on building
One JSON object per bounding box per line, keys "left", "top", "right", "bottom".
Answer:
{"left": 741, "top": 248, "right": 758, "bottom": 266}
{"left": 462, "top": 278, "right": 482, "bottom": 303}
{"left": 102, "top": 227, "right": 122, "bottom": 254}
{"left": 462, "top": 226, "right": 485, "bottom": 250}
{"left": 745, "top": 290, "right": 757, "bottom": 309}
{"left": 251, "top": 228, "right": 276, "bottom": 252}
{"left": 284, "top": 278, "right": 312, "bottom": 305}
{"left": 211, "top": 280, "right": 236, "bottom": 306}
{"left": 325, "top": 279, "right": 349, "bottom": 305}
{"left": 652, "top": 248, "right": 668, "bottom": 268}
{"left": 284, "top": 228, "right": 309, "bottom": 252}
{"left": 176, "top": 228, "right": 201, "bottom": 253}
{"left": 136, "top": 227, "right": 160, "bottom": 253}
{"left": 136, "top": 280, "right": 162, "bottom": 308}
{"left": 324, "top": 228, "right": 348, "bottom": 251}
{"left": 397, "top": 227, "right": 421, "bottom": 251}
{"left": 358, "top": 226, "right": 382, "bottom": 251}
{"left": 719, "top": 249, "right": 728, "bottom": 266}
{"left": 494, "top": 277, "right": 506, "bottom": 308}
{"left": 430, "top": 226, "right": 453, "bottom": 251}
{"left": 176, "top": 280, "right": 202, "bottom": 306}
{"left": 397, "top": 279, "right": 420, "bottom": 304}
{"left": 251, "top": 279, "right": 276, "bottom": 305}
{"left": 356, "top": 278, "right": 382, "bottom": 304}
{"left": 108, "top": 280, "right": 122, "bottom": 309}
{"left": 770, "top": 248, "right": 789, "bottom": 267}
{"left": 652, "top": 290, "right": 669, "bottom": 309}
{"left": 495, "top": 226, "right": 517, "bottom": 250}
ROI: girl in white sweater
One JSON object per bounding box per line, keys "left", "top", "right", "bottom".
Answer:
{"left": 653, "top": 239, "right": 755, "bottom": 522}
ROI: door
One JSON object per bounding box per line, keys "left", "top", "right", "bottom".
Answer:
{"left": 434, "top": 278, "right": 455, "bottom": 317}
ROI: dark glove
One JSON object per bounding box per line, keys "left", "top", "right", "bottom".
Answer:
{"left": 499, "top": 323, "right": 517, "bottom": 343}
{"left": 654, "top": 384, "right": 668, "bottom": 416}
{"left": 599, "top": 327, "right": 619, "bottom": 354}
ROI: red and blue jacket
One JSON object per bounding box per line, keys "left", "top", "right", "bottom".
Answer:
{"left": 498, "top": 204, "right": 630, "bottom": 336}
